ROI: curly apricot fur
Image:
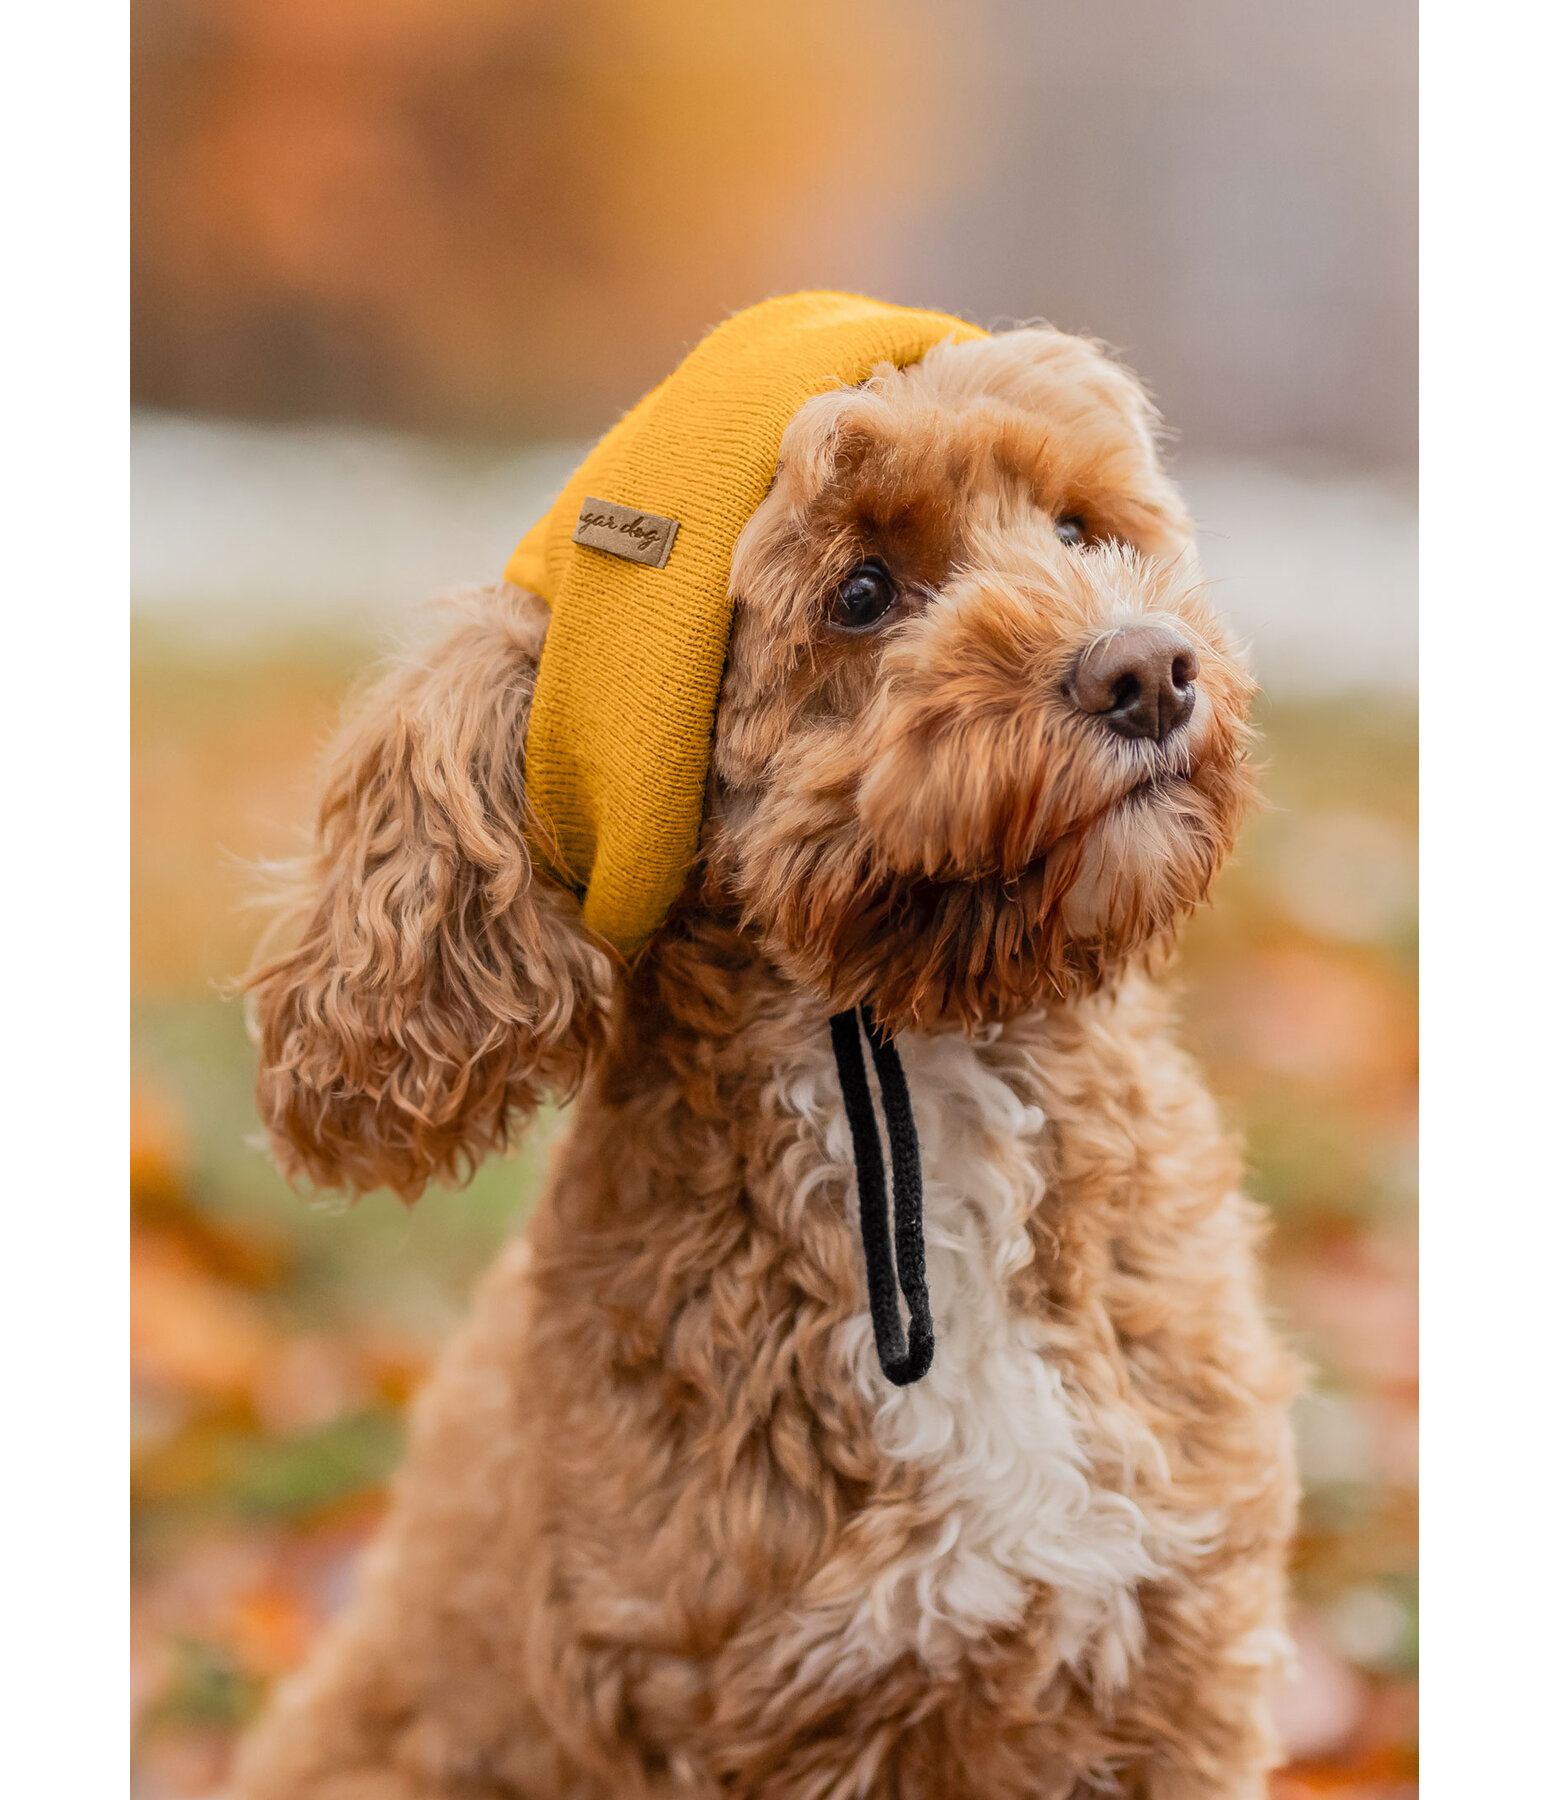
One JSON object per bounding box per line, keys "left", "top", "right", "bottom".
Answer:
{"left": 233, "top": 327, "right": 1297, "bottom": 1800}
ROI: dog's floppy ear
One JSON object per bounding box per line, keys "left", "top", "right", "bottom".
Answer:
{"left": 244, "top": 587, "right": 612, "bottom": 1200}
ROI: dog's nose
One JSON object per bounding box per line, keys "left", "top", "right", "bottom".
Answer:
{"left": 1071, "top": 623, "right": 1199, "bottom": 741}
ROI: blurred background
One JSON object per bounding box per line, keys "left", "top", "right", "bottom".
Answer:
{"left": 130, "top": 4, "right": 1417, "bottom": 1796}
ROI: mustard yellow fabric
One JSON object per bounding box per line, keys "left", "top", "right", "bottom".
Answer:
{"left": 507, "top": 290, "right": 986, "bottom": 955}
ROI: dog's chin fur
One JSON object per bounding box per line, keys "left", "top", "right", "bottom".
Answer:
{"left": 235, "top": 327, "right": 1298, "bottom": 1800}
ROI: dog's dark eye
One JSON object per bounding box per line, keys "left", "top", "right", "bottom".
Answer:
{"left": 1054, "top": 515, "right": 1088, "bottom": 548}
{"left": 830, "top": 559, "right": 898, "bottom": 631}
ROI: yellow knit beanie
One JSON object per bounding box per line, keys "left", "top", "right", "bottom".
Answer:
{"left": 506, "top": 290, "right": 986, "bottom": 956}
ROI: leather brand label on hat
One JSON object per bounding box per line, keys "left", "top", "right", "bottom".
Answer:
{"left": 572, "top": 496, "right": 679, "bottom": 569}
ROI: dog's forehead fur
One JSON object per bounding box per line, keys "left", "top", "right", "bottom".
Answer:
{"left": 717, "top": 328, "right": 1195, "bottom": 750}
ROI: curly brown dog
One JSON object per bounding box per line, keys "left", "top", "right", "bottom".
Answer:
{"left": 235, "top": 315, "right": 1298, "bottom": 1799}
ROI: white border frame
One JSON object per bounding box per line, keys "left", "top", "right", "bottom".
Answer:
{"left": 1420, "top": 1, "right": 1549, "bottom": 1789}
{"left": 0, "top": 1, "right": 128, "bottom": 1791}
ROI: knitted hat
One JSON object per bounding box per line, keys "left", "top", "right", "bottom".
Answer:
{"left": 507, "top": 291, "right": 986, "bottom": 955}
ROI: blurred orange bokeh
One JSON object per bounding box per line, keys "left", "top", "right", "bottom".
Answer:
{"left": 134, "top": 0, "right": 953, "bottom": 435}
{"left": 133, "top": 0, "right": 1416, "bottom": 461}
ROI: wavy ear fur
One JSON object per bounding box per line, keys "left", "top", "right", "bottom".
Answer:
{"left": 244, "top": 586, "right": 612, "bottom": 1200}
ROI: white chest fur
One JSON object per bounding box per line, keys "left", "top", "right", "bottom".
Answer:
{"left": 773, "top": 1023, "right": 1200, "bottom": 1695}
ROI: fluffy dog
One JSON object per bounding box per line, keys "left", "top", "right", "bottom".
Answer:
{"left": 235, "top": 320, "right": 1298, "bottom": 1799}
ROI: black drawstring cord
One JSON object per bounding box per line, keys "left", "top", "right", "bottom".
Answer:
{"left": 828, "top": 1002, "right": 934, "bottom": 1387}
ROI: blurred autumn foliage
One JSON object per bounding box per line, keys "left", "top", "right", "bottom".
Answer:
{"left": 130, "top": 626, "right": 1417, "bottom": 1799}
{"left": 132, "top": 0, "right": 1416, "bottom": 462}
{"left": 132, "top": 0, "right": 949, "bottom": 437}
